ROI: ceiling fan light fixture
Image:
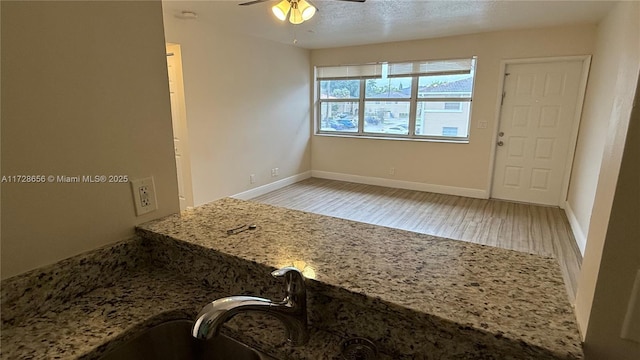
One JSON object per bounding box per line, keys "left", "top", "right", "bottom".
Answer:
{"left": 289, "top": 8, "right": 303, "bottom": 24}
{"left": 289, "top": 1, "right": 304, "bottom": 24}
{"left": 272, "top": 0, "right": 290, "bottom": 21}
{"left": 298, "top": 0, "right": 316, "bottom": 21}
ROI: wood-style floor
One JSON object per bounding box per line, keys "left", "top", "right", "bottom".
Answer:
{"left": 251, "top": 177, "right": 582, "bottom": 303}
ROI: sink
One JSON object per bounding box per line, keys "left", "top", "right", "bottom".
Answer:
{"left": 99, "top": 320, "right": 277, "bottom": 360}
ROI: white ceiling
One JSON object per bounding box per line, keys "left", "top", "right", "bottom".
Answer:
{"left": 162, "top": 0, "right": 616, "bottom": 49}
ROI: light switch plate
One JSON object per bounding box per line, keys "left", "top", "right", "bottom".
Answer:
{"left": 130, "top": 176, "right": 158, "bottom": 216}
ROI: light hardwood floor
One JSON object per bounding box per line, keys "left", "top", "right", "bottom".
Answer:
{"left": 251, "top": 177, "right": 582, "bottom": 303}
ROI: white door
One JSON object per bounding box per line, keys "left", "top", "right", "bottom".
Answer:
{"left": 491, "top": 60, "right": 585, "bottom": 206}
{"left": 166, "top": 44, "right": 194, "bottom": 211}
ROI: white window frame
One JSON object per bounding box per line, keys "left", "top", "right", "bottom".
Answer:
{"left": 316, "top": 57, "right": 476, "bottom": 142}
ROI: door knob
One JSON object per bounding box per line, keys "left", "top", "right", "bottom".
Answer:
{"left": 497, "top": 141, "right": 504, "bottom": 146}
{"left": 498, "top": 132, "right": 504, "bottom": 137}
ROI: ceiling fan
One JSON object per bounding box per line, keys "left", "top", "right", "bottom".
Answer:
{"left": 239, "top": 0, "right": 367, "bottom": 25}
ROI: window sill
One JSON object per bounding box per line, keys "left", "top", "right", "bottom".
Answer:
{"left": 314, "top": 132, "right": 470, "bottom": 144}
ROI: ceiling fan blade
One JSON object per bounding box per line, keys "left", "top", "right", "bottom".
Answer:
{"left": 239, "top": 0, "right": 271, "bottom": 6}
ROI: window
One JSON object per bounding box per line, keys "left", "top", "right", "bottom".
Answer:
{"left": 316, "top": 57, "right": 476, "bottom": 141}
{"left": 318, "top": 79, "right": 360, "bottom": 133}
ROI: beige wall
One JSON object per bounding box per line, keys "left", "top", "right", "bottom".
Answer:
{"left": 1, "top": 1, "right": 179, "bottom": 279}
{"left": 310, "top": 25, "right": 595, "bottom": 194}
{"left": 584, "top": 77, "right": 639, "bottom": 360}
{"left": 162, "top": 12, "right": 311, "bottom": 206}
{"left": 566, "top": 1, "right": 640, "bottom": 255}
{"left": 574, "top": 1, "right": 640, "bottom": 356}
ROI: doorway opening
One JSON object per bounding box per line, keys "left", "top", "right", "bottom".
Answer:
{"left": 166, "top": 43, "right": 194, "bottom": 211}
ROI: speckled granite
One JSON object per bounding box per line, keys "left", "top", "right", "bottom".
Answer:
{"left": 0, "top": 245, "right": 356, "bottom": 360}
{"left": 1, "top": 197, "right": 583, "bottom": 359}
{"left": 136, "top": 197, "right": 583, "bottom": 359}
{"left": 1, "top": 238, "right": 148, "bottom": 328}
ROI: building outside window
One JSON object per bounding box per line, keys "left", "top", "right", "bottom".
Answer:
{"left": 442, "top": 126, "right": 459, "bottom": 136}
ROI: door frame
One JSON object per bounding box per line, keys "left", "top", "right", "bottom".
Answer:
{"left": 166, "top": 43, "right": 195, "bottom": 210}
{"left": 486, "top": 55, "right": 592, "bottom": 208}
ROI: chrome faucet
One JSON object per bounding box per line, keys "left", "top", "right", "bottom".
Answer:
{"left": 192, "top": 267, "right": 308, "bottom": 346}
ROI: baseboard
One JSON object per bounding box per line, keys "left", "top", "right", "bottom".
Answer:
{"left": 231, "top": 171, "right": 312, "bottom": 200}
{"left": 564, "top": 201, "right": 587, "bottom": 256}
{"left": 311, "top": 170, "right": 487, "bottom": 199}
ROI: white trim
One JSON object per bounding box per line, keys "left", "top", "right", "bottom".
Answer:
{"left": 498, "top": 55, "right": 593, "bottom": 65}
{"left": 488, "top": 55, "right": 592, "bottom": 206}
{"left": 312, "top": 170, "right": 487, "bottom": 199}
{"left": 166, "top": 43, "right": 195, "bottom": 211}
{"left": 485, "top": 61, "right": 507, "bottom": 197}
{"left": 560, "top": 56, "right": 592, "bottom": 205}
{"left": 564, "top": 200, "right": 587, "bottom": 256}
{"left": 231, "top": 171, "right": 312, "bottom": 200}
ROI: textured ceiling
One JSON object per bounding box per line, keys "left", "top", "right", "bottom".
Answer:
{"left": 162, "top": 0, "right": 615, "bottom": 49}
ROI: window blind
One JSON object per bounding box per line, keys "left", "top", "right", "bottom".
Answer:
{"left": 316, "top": 64, "right": 383, "bottom": 80}
{"left": 387, "top": 58, "right": 474, "bottom": 77}
{"left": 317, "top": 58, "right": 475, "bottom": 80}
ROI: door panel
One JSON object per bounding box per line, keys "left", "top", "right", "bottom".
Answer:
{"left": 492, "top": 61, "right": 585, "bottom": 206}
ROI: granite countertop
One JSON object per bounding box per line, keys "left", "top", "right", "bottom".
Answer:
{"left": 136, "top": 197, "right": 583, "bottom": 358}
{"left": 0, "top": 263, "right": 353, "bottom": 360}
{"left": 1, "top": 267, "right": 210, "bottom": 359}
{"left": 1, "top": 197, "right": 583, "bottom": 359}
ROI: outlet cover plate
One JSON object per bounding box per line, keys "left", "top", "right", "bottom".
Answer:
{"left": 130, "top": 176, "right": 158, "bottom": 216}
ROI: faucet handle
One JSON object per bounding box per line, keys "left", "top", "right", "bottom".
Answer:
{"left": 271, "top": 267, "right": 309, "bottom": 346}
{"left": 271, "top": 267, "right": 306, "bottom": 296}
{"left": 271, "top": 266, "right": 302, "bottom": 277}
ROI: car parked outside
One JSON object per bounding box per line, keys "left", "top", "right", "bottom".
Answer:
{"left": 365, "top": 116, "right": 380, "bottom": 125}
{"left": 336, "top": 119, "right": 357, "bottom": 128}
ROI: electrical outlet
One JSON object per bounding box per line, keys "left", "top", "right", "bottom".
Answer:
{"left": 130, "top": 176, "right": 158, "bottom": 216}
{"left": 140, "top": 186, "right": 151, "bottom": 207}
{"left": 250, "top": 174, "right": 256, "bottom": 184}
{"left": 274, "top": 168, "right": 279, "bottom": 176}
{"left": 271, "top": 168, "right": 279, "bottom": 177}
{"left": 478, "top": 121, "right": 488, "bottom": 129}
{"left": 389, "top": 167, "right": 395, "bottom": 175}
